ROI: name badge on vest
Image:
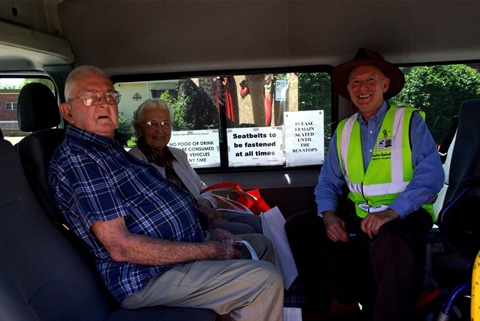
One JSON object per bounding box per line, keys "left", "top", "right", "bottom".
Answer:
{"left": 377, "top": 137, "right": 393, "bottom": 151}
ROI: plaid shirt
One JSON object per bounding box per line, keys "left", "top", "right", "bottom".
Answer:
{"left": 48, "top": 126, "right": 205, "bottom": 303}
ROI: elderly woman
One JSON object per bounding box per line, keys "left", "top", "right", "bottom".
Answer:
{"left": 129, "top": 99, "right": 262, "bottom": 234}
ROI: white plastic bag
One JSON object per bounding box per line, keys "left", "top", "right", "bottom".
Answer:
{"left": 261, "top": 206, "right": 298, "bottom": 290}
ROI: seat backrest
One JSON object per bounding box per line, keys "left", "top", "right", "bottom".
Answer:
{"left": 16, "top": 82, "right": 66, "bottom": 224}
{"left": 437, "top": 99, "right": 480, "bottom": 261}
{"left": 442, "top": 99, "right": 480, "bottom": 206}
{"left": 17, "top": 82, "right": 62, "bottom": 132}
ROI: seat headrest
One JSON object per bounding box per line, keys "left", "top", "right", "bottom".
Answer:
{"left": 17, "top": 83, "right": 61, "bottom": 132}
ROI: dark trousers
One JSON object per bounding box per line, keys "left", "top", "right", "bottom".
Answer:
{"left": 285, "top": 201, "right": 433, "bottom": 321}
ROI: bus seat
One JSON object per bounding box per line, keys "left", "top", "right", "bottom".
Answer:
{"left": 415, "top": 100, "right": 480, "bottom": 316}
{"left": 436, "top": 98, "right": 480, "bottom": 264}
{"left": 16, "top": 82, "right": 66, "bottom": 225}
{"left": 17, "top": 82, "right": 61, "bottom": 131}
{"left": 422, "top": 98, "right": 480, "bottom": 321}
{"left": 0, "top": 121, "right": 216, "bottom": 321}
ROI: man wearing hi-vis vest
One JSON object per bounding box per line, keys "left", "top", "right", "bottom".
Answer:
{"left": 285, "top": 48, "right": 444, "bottom": 321}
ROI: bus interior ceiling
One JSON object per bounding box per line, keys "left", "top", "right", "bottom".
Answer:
{"left": 0, "top": 0, "right": 479, "bottom": 76}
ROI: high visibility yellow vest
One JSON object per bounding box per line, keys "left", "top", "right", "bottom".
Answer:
{"left": 336, "top": 106, "right": 435, "bottom": 219}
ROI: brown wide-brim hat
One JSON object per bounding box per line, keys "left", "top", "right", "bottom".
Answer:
{"left": 331, "top": 48, "right": 405, "bottom": 100}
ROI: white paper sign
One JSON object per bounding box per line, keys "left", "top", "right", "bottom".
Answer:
{"left": 169, "top": 129, "right": 220, "bottom": 168}
{"left": 227, "top": 126, "right": 283, "bottom": 167}
{"left": 275, "top": 79, "right": 288, "bottom": 102}
{"left": 284, "top": 110, "right": 324, "bottom": 167}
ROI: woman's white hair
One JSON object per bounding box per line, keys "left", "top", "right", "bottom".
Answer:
{"left": 132, "top": 99, "right": 172, "bottom": 137}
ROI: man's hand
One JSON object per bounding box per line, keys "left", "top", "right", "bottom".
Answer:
{"left": 360, "top": 208, "right": 400, "bottom": 239}
{"left": 208, "top": 229, "right": 243, "bottom": 259}
{"left": 207, "top": 240, "right": 242, "bottom": 260}
{"left": 322, "top": 210, "right": 349, "bottom": 243}
{"left": 209, "top": 228, "right": 242, "bottom": 243}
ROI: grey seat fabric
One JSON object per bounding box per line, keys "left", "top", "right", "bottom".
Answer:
{"left": 9, "top": 84, "right": 217, "bottom": 320}
{"left": 16, "top": 82, "right": 67, "bottom": 224}
{"left": 17, "top": 82, "right": 62, "bottom": 131}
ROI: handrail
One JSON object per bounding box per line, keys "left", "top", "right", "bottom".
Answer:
{"left": 472, "top": 250, "right": 480, "bottom": 320}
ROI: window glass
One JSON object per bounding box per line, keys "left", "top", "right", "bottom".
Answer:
{"left": 391, "top": 63, "right": 480, "bottom": 148}
{"left": 115, "top": 63, "right": 480, "bottom": 169}
{"left": 115, "top": 71, "right": 332, "bottom": 169}
{"left": 5, "top": 102, "right": 17, "bottom": 110}
{"left": 0, "top": 78, "right": 56, "bottom": 145}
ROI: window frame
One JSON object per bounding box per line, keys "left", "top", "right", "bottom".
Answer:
{"left": 5, "top": 102, "right": 17, "bottom": 110}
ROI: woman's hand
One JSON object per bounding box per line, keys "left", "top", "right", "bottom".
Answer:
{"left": 198, "top": 200, "right": 224, "bottom": 221}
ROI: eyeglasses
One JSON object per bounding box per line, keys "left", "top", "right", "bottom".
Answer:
{"left": 348, "top": 77, "right": 385, "bottom": 88}
{"left": 68, "top": 91, "right": 121, "bottom": 106}
{"left": 144, "top": 120, "right": 171, "bottom": 130}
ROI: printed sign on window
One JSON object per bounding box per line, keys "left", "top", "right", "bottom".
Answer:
{"left": 169, "top": 129, "right": 220, "bottom": 168}
{"left": 284, "top": 110, "right": 324, "bottom": 167}
{"left": 275, "top": 79, "right": 288, "bottom": 102}
{"left": 227, "top": 126, "right": 283, "bottom": 167}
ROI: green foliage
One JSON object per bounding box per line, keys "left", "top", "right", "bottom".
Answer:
{"left": 22, "top": 78, "right": 55, "bottom": 91}
{"left": 117, "top": 112, "right": 136, "bottom": 147}
{"left": 126, "top": 136, "right": 137, "bottom": 148}
{"left": 298, "top": 72, "right": 333, "bottom": 144}
{"left": 117, "top": 111, "right": 132, "bottom": 135}
{"left": 0, "top": 83, "right": 18, "bottom": 89}
{"left": 0, "top": 78, "right": 55, "bottom": 90}
{"left": 390, "top": 65, "right": 480, "bottom": 144}
{"left": 177, "top": 79, "right": 219, "bottom": 130}
{"left": 298, "top": 72, "right": 331, "bottom": 111}
{"left": 160, "top": 91, "right": 189, "bottom": 131}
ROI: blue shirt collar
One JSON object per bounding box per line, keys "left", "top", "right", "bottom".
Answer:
{"left": 356, "top": 101, "right": 389, "bottom": 126}
{"left": 66, "top": 125, "right": 120, "bottom": 148}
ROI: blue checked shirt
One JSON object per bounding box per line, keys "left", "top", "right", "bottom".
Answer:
{"left": 48, "top": 126, "right": 205, "bottom": 303}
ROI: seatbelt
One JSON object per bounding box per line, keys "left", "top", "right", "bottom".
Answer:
{"left": 438, "top": 115, "right": 458, "bottom": 164}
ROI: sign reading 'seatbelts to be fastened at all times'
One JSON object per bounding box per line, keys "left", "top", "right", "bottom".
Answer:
{"left": 169, "top": 129, "right": 220, "bottom": 168}
{"left": 284, "top": 110, "right": 324, "bottom": 167}
{"left": 227, "top": 126, "right": 283, "bottom": 167}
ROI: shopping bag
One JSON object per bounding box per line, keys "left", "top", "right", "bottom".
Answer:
{"left": 261, "top": 206, "right": 298, "bottom": 290}
{"left": 201, "top": 182, "right": 271, "bottom": 215}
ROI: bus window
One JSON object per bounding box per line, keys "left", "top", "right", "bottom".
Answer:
{"left": 392, "top": 63, "right": 480, "bottom": 147}
{"left": 115, "top": 70, "right": 332, "bottom": 169}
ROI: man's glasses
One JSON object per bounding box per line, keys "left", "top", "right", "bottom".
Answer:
{"left": 69, "top": 91, "right": 121, "bottom": 106}
{"left": 348, "top": 77, "right": 385, "bottom": 89}
{"left": 145, "top": 120, "right": 171, "bottom": 130}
